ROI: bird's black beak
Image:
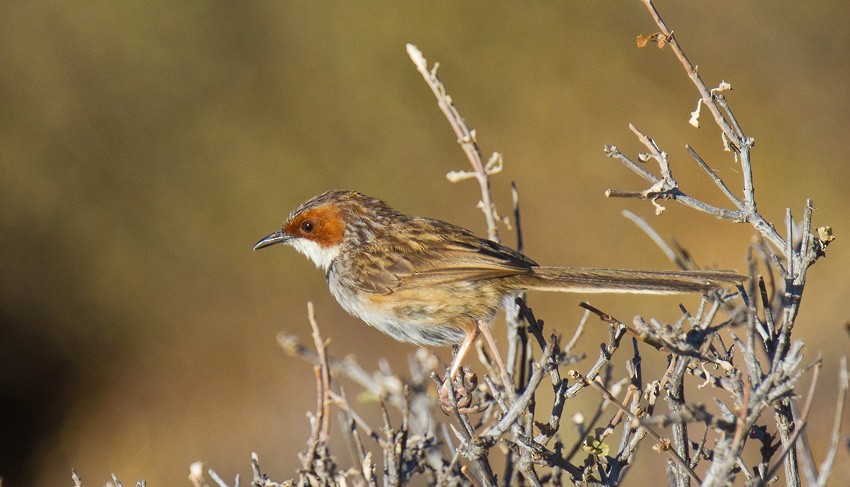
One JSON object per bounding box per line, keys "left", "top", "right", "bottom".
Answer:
{"left": 253, "top": 230, "right": 290, "bottom": 251}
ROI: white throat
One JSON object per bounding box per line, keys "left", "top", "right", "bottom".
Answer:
{"left": 289, "top": 238, "right": 341, "bottom": 272}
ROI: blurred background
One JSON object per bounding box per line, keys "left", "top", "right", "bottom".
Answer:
{"left": 1, "top": 1, "right": 848, "bottom": 485}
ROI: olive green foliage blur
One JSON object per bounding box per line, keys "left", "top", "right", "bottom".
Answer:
{"left": 1, "top": 2, "right": 848, "bottom": 485}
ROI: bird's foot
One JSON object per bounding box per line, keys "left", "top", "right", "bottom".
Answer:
{"left": 438, "top": 368, "right": 484, "bottom": 414}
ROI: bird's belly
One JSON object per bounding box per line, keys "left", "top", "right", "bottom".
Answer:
{"left": 356, "top": 308, "right": 467, "bottom": 346}
{"left": 329, "top": 280, "right": 503, "bottom": 347}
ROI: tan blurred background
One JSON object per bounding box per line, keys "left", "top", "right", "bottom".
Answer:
{"left": 1, "top": 1, "right": 848, "bottom": 485}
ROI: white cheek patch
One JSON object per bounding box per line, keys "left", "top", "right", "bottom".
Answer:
{"left": 290, "top": 238, "right": 341, "bottom": 271}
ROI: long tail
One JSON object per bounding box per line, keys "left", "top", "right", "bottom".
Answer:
{"left": 519, "top": 267, "right": 745, "bottom": 294}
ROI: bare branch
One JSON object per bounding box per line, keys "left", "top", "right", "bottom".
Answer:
{"left": 407, "top": 44, "right": 505, "bottom": 242}
{"left": 814, "top": 358, "right": 849, "bottom": 487}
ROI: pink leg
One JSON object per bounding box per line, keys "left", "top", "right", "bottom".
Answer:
{"left": 449, "top": 328, "right": 480, "bottom": 380}
{"left": 478, "top": 320, "right": 513, "bottom": 391}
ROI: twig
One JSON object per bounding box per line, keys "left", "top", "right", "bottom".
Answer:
{"left": 814, "top": 357, "right": 849, "bottom": 486}
{"left": 407, "top": 43, "right": 505, "bottom": 241}
{"left": 328, "top": 391, "right": 388, "bottom": 448}
{"left": 206, "top": 468, "right": 232, "bottom": 487}
{"left": 622, "top": 210, "right": 681, "bottom": 266}
{"left": 484, "top": 352, "right": 549, "bottom": 439}
{"left": 761, "top": 360, "right": 822, "bottom": 484}
{"left": 438, "top": 371, "right": 498, "bottom": 486}
{"left": 582, "top": 374, "right": 702, "bottom": 484}
{"left": 303, "top": 302, "right": 331, "bottom": 467}
{"left": 506, "top": 182, "right": 527, "bottom": 381}
{"left": 188, "top": 463, "right": 207, "bottom": 487}
{"left": 629, "top": 123, "right": 677, "bottom": 189}
{"left": 564, "top": 310, "right": 590, "bottom": 356}
{"left": 685, "top": 145, "right": 744, "bottom": 211}
{"left": 565, "top": 303, "right": 628, "bottom": 398}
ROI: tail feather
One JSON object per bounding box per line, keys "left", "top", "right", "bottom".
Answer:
{"left": 521, "top": 267, "right": 745, "bottom": 294}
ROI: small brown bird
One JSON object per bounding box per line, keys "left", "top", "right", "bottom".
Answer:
{"left": 254, "top": 190, "right": 742, "bottom": 378}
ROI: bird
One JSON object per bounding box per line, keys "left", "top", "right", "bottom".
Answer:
{"left": 254, "top": 190, "right": 743, "bottom": 380}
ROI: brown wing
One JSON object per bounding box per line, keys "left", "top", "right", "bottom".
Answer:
{"left": 349, "top": 217, "right": 536, "bottom": 295}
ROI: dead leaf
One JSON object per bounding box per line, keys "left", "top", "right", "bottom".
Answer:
{"left": 817, "top": 226, "right": 835, "bottom": 244}
{"left": 637, "top": 32, "right": 669, "bottom": 49}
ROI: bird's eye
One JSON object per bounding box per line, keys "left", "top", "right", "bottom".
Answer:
{"left": 300, "top": 220, "right": 314, "bottom": 233}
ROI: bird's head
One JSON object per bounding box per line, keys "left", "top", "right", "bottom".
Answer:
{"left": 253, "top": 190, "right": 396, "bottom": 271}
